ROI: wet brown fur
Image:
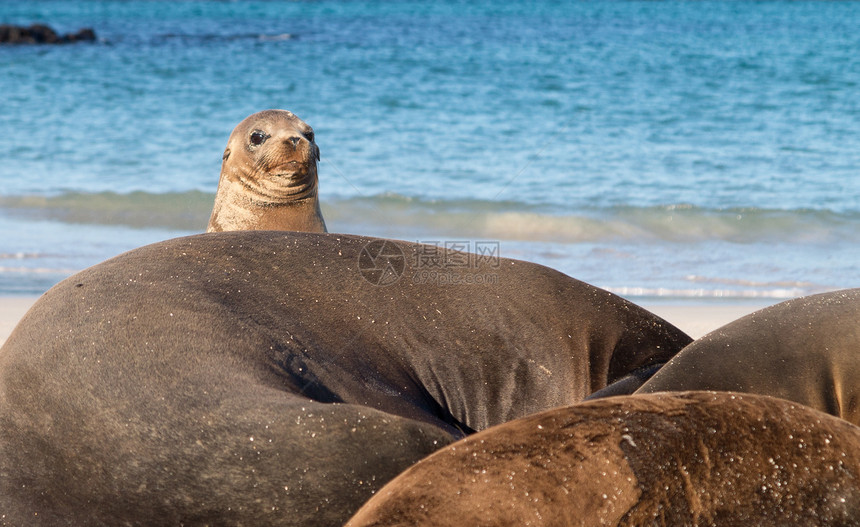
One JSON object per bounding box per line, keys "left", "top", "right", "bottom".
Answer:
{"left": 347, "top": 391, "right": 860, "bottom": 526}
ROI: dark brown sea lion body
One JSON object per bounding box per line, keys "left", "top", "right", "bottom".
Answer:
{"left": 207, "top": 109, "right": 327, "bottom": 233}
{"left": 0, "top": 231, "right": 689, "bottom": 525}
{"left": 636, "top": 289, "right": 860, "bottom": 426}
{"left": 347, "top": 391, "right": 860, "bottom": 526}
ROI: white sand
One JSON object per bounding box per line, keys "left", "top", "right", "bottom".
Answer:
{"left": 0, "top": 296, "right": 38, "bottom": 346}
{"left": 644, "top": 302, "right": 771, "bottom": 340}
{"left": 0, "top": 295, "right": 771, "bottom": 348}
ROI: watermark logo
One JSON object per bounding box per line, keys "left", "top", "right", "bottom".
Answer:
{"left": 359, "top": 240, "right": 501, "bottom": 286}
{"left": 357, "top": 240, "right": 406, "bottom": 286}
{"left": 411, "top": 240, "right": 501, "bottom": 269}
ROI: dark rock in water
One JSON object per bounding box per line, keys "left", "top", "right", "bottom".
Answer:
{"left": 0, "top": 23, "right": 96, "bottom": 45}
{"left": 0, "top": 25, "right": 32, "bottom": 44}
{"left": 19, "top": 23, "right": 59, "bottom": 43}
{"left": 65, "top": 28, "right": 96, "bottom": 43}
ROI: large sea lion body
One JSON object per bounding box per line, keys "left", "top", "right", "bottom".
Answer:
{"left": 347, "top": 391, "right": 860, "bottom": 526}
{"left": 636, "top": 289, "right": 860, "bottom": 426}
{"left": 207, "top": 109, "right": 327, "bottom": 233}
{"left": 0, "top": 231, "right": 690, "bottom": 525}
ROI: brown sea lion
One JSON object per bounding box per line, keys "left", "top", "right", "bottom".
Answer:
{"left": 347, "top": 391, "right": 860, "bottom": 526}
{"left": 635, "top": 289, "right": 860, "bottom": 426}
{"left": 206, "top": 109, "right": 326, "bottom": 233}
{"left": 0, "top": 231, "right": 690, "bottom": 525}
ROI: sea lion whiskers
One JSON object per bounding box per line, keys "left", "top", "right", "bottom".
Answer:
{"left": 254, "top": 139, "right": 315, "bottom": 180}
{"left": 231, "top": 171, "right": 318, "bottom": 205}
{"left": 245, "top": 148, "right": 319, "bottom": 202}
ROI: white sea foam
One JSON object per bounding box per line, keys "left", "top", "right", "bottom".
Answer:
{"left": 0, "top": 266, "right": 79, "bottom": 275}
{"left": 604, "top": 286, "right": 812, "bottom": 300}
{"left": 1, "top": 190, "right": 857, "bottom": 245}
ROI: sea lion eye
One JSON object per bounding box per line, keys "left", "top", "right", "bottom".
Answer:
{"left": 305, "top": 131, "right": 315, "bottom": 143}
{"left": 249, "top": 130, "right": 269, "bottom": 146}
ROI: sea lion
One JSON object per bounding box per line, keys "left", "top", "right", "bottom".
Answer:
{"left": 0, "top": 231, "right": 690, "bottom": 525}
{"left": 206, "top": 109, "right": 327, "bottom": 233}
{"left": 635, "top": 289, "right": 860, "bottom": 426}
{"left": 346, "top": 391, "right": 860, "bottom": 526}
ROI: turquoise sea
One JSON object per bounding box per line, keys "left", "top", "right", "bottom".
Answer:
{"left": 2, "top": 1, "right": 859, "bottom": 300}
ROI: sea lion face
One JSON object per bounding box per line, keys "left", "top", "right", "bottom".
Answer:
{"left": 207, "top": 109, "right": 327, "bottom": 233}
{"left": 222, "top": 109, "right": 320, "bottom": 203}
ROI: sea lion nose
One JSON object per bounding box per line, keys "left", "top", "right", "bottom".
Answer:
{"left": 288, "top": 136, "right": 301, "bottom": 148}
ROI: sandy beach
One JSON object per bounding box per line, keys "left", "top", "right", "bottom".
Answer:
{"left": 0, "top": 295, "right": 770, "bottom": 348}
{"left": 644, "top": 302, "right": 771, "bottom": 342}
{"left": 0, "top": 296, "right": 39, "bottom": 347}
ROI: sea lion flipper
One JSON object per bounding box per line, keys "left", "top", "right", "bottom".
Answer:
{"left": 585, "top": 362, "right": 666, "bottom": 400}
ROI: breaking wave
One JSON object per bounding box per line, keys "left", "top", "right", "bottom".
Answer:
{"left": 1, "top": 191, "right": 857, "bottom": 245}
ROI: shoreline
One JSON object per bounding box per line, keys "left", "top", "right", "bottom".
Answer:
{"left": 0, "top": 296, "right": 771, "bottom": 348}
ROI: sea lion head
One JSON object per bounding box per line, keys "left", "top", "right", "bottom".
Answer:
{"left": 207, "top": 109, "right": 327, "bottom": 233}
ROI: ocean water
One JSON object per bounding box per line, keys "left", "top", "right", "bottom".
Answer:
{"left": 2, "top": 0, "right": 859, "bottom": 301}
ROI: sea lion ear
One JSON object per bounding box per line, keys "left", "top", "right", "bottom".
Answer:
{"left": 222, "top": 148, "right": 231, "bottom": 162}
{"left": 314, "top": 144, "right": 320, "bottom": 162}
